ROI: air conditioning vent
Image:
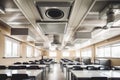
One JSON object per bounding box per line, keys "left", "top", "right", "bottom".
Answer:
{"left": 45, "top": 9, "right": 64, "bottom": 19}
{"left": 36, "top": 1, "right": 74, "bottom": 21}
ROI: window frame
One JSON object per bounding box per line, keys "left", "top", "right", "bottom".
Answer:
{"left": 4, "top": 37, "right": 20, "bottom": 58}
{"left": 96, "top": 42, "right": 120, "bottom": 58}
{"left": 26, "top": 45, "right": 33, "bottom": 58}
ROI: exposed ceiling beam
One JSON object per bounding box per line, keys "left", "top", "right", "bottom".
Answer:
{"left": 13, "top": 0, "right": 46, "bottom": 42}
{"left": 62, "top": 0, "right": 96, "bottom": 48}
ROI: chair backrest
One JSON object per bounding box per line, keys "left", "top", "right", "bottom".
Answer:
{"left": 11, "top": 74, "right": 29, "bottom": 80}
{"left": 18, "top": 66, "right": 26, "bottom": 69}
{"left": 8, "top": 66, "right": 25, "bottom": 69}
{"left": 26, "top": 66, "right": 40, "bottom": 69}
{"left": 14, "top": 62, "right": 21, "bottom": 65}
{"left": 111, "top": 78, "right": 120, "bottom": 80}
{"left": 72, "top": 66, "right": 83, "bottom": 70}
{"left": 83, "top": 58, "right": 91, "bottom": 65}
{"left": 30, "top": 62, "right": 36, "bottom": 64}
{"left": 76, "top": 63, "right": 81, "bottom": 65}
{"left": 0, "top": 65, "right": 6, "bottom": 69}
{"left": 98, "top": 66, "right": 111, "bottom": 70}
{"left": 86, "top": 66, "right": 98, "bottom": 70}
{"left": 91, "top": 77, "right": 108, "bottom": 80}
{"left": 0, "top": 74, "right": 8, "bottom": 80}
{"left": 23, "top": 62, "right": 29, "bottom": 65}
{"left": 67, "top": 63, "right": 75, "bottom": 65}
{"left": 112, "top": 67, "right": 120, "bottom": 70}
{"left": 8, "top": 66, "right": 17, "bottom": 69}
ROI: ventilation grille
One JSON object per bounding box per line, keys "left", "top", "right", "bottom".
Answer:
{"left": 36, "top": 1, "right": 73, "bottom": 21}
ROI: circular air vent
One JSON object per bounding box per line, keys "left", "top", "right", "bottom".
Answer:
{"left": 46, "top": 9, "right": 64, "bottom": 19}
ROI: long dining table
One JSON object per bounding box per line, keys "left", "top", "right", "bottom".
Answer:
{"left": 65, "top": 64, "right": 102, "bottom": 80}
{"left": 0, "top": 69, "right": 43, "bottom": 80}
{"left": 71, "top": 70, "right": 120, "bottom": 80}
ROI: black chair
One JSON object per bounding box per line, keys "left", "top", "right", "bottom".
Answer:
{"left": 8, "top": 66, "right": 17, "bottom": 69}
{"left": 23, "top": 62, "right": 29, "bottom": 65}
{"left": 86, "top": 66, "right": 98, "bottom": 70}
{"left": 18, "top": 66, "right": 26, "bottom": 69}
{"left": 112, "top": 67, "right": 120, "bottom": 70}
{"left": 98, "top": 66, "right": 111, "bottom": 70}
{"left": 35, "top": 60, "right": 39, "bottom": 62}
{"left": 76, "top": 63, "right": 81, "bottom": 65}
{"left": 30, "top": 62, "right": 36, "bottom": 64}
{"left": 91, "top": 77, "right": 108, "bottom": 80}
{"left": 26, "top": 66, "right": 40, "bottom": 69}
{"left": 72, "top": 66, "right": 83, "bottom": 70}
{"left": 0, "top": 65, "right": 6, "bottom": 69}
{"left": 111, "top": 78, "right": 120, "bottom": 80}
{"left": 67, "top": 63, "right": 75, "bottom": 65}
{"left": 11, "top": 74, "right": 31, "bottom": 80}
{"left": 14, "top": 62, "right": 22, "bottom": 65}
{"left": 0, "top": 74, "right": 8, "bottom": 80}
{"left": 83, "top": 58, "right": 91, "bottom": 65}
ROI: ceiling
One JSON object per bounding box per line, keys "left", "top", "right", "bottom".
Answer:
{"left": 0, "top": 0, "right": 120, "bottom": 50}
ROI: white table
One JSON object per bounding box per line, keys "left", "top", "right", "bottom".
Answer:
{"left": 0, "top": 69, "right": 43, "bottom": 80}
{"left": 65, "top": 64, "right": 102, "bottom": 80}
{"left": 71, "top": 70, "right": 120, "bottom": 80}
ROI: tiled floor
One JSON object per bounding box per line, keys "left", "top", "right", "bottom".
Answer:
{"left": 47, "top": 64, "right": 65, "bottom": 80}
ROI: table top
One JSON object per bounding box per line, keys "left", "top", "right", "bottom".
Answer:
{"left": 71, "top": 70, "right": 120, "bottom": 78}
{"left": 11, "top": 64, "right": 47, "bottom": 68}
{"left": 66, "top": 64, "right": 102, "bottom": 68}
{"left": 0, "top": 69, "right": 43, "bottom": 77}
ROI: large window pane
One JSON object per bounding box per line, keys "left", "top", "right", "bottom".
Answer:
{"left": 34, "top": 49, "right": 41, "bottom": 57}
{"left": 26, "top": 46, "right": 33, "bottom": 57}
{"left": 5, "top": 40, "right": 12, "bottom": 57}
{"left": 81, "top": 48, "right": 92, "bottom": 58}
{"left": 13, "top": 43, "right": 19, "bottom": 57}
{"left": 49, "top": 51, "right": 57, "bottom": 57}
{"left": 111, "top": 46, "right": 120, "bottom": 58}
{"left": 96, "top": 47, "right": 104, "bottom": 57}
{"left": 76, "top": 50, "right": 80, "bottom": 57}
{"left": 104, "top": 46, "right": 111, "bottom": 57}
{"left": 5, "top": 37, "right": 20, "bottom": 57}
{"left": 62, "top": 51, "right": 69, "bottom": 58}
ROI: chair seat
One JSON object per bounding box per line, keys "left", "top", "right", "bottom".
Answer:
{"left": 91, "top": 77, "right": 108, "bottom": 80}
{"left": 11, "top": 74, "right": 32, "bottom": 80}
{"left": 0, "top": 74, "right": 8, "bottom": 80}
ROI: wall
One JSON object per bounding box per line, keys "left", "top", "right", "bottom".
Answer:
{"left": 42, "top": 50, "right": 77, "bottom": 62}
{"left": 80, "top": 35, "right": 120, "bottom": 66}
{"left": 94, "top": 35, "right": 120, "bottom": 66}
{"left": 0, "top": 24, "right": 42, "bottom": 66}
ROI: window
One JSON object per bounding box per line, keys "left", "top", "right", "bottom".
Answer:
{"left": 104, "top": 46, "right": 111, "bottom": 57}
{"left": 96, "top": 47, "right": 104, "bottom": 57}
{"left": 49, "top": 51, "right": 57, "bottom": 57}
{"left": 81, "top": 48, "right": 92, "bottom": 58}
{"left": 62, "top": 51, "right": 69, "bottom": 57}
{"left": 76, "top": 50, "right": 80, "bottom": 57}
{"left": 96, "top": 42, "right": 120, "bottom": 58}
{"left": 5, "top": 37, "right": 20, "bottom": 57}
{"left": 26, "top": 45, "right": 33, "bottom": 57}
{"left": 111, "top": 46, "right": 120, "bottom": 58}
{"left": 34, "top": 49, "right": 41, "bottom": 57}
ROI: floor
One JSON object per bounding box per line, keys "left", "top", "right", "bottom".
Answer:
{"left": 47, "top": 64, "right": 65, "bottom": 80}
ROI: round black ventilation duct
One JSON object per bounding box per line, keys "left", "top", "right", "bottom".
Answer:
{"left": 45, "top": 9, "right": 64, "bottom": 19}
